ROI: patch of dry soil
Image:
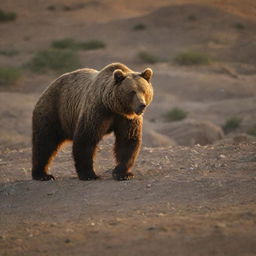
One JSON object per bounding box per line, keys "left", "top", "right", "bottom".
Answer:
{"left": 0, "top": 140, "right": 256, "bottom": 256}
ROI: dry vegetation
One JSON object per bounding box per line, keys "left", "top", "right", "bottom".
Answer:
{"left": 163, "top": 108, "right": 188, "bottom": 122}
{"left": 173, "top": 50, "right": 211, "bottom": 66}
{"left": 27, "top": 48, "right": 81, "bottom": 73}
{"left": 0, "top": 67, "right": 21, "bottom": 85}
{"left": 0, "top": 9, "right": 16, "bottom": 22}
{"left": 51, "top": 38, "right": 106, "bottom": 50}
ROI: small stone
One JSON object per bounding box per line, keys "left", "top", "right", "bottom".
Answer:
{"left": 65, "top": 228, "right": 74, "bottom": 233}
{"left": 214, "top": 222, "right": 227, "bottom": 229}
{"left": 158, "top": 226, "right": 168, "bottom": 232}
{"left": 47, "top": 191, "right": 56, "bottom": 196}
{"left": 109, "top": 221, "right": 119, "bottom": 226}
{"left": 64, "top": 238, "right": 71, "bottom": 243}
{"left": 218, "top": 154, "right": 226, "bottom": 159}
{"left": 146, "top": 184, "right": 152, "bottom": 188}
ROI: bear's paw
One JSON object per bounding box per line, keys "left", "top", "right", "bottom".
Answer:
{"left": 112, "top": 170, "right": 134, "bottom": 181}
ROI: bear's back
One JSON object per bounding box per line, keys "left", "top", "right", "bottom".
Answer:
{"left": 55, "top": 68, "right": 99, "bottom": 137}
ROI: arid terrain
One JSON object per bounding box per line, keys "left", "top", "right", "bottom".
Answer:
{"left": 0, "top": 0, "right": 256, "bottom": 255}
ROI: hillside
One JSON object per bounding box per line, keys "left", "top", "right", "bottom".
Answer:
{"left": 1, "top": 0, "right": 256, "bottom": 149}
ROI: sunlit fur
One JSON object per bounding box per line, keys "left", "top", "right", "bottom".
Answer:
{"left": 32, "top": 63, "right": 154, "bottom": 181}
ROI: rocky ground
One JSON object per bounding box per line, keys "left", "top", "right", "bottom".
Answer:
{"left": 1, "top": 138, "right": 256, "bottom": 256}
{"left": 0, "top": 0, "right": 256, "bottom": 255}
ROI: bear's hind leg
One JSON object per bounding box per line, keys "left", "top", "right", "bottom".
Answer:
{"left": 32, "top": 130, "right": 62, "bottom": 181}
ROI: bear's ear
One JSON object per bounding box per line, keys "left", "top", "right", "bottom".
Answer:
{"left": 140, "top": 68, "right": 153, "bottom": 82}
{"left": 114, "top": 69, "right": 126, "bottom": 84}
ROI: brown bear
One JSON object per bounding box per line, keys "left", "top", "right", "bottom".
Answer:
{"left": 32, "top": 63, "right": 153, "bottom": 181}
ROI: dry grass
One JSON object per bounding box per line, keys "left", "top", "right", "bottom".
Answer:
{"left": 27, "top": 48, "right": 81, "bottom": 73}
{"left": 0, "top": 9, "right": 16, "bottom": 22}
{"left": 234, "top": 23, "right": 245, "bottom": 30}
{"left": 174, "top": 50, "right": 210, "bottom": 65}
{"left": 138, "top": 51, "right": 158, "bottom": 64}
{"left": 247, "top": 126, "right": 256, "bottom": 137}
{"left": 163, "top": 108, "right": 188, "bottom": 122}
{"left": 223, "top": 117, "right": 242, "bottom": 133}
{"left": 52, "top": 38, "right": 106, "bottom": 51}
{"left": 0, "top": 49, "right": 19, "bottom": 56}
{"left": 133, "top": 23, "right": 146, "bottom": 30}
{"left": 0, "top": 67, "right": 21, "bottom": 85}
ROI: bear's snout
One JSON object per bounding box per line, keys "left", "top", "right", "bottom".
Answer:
{"left": 135, "top": 103, "right": 146, "bottom": 115}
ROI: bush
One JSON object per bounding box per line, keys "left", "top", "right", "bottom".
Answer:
{"left": 174, "top": 50, "right": 210, "bottom": 65}
{"left": 51, "top": 38, "right": 106, "bottom": 51}
{"left": 0, "top": 67, "right": 21, "bottom": 85}
{"left": 0, "top": 9, "right": 17, "bottom": 22}
{"left": 163, "top": 108, "right": 188, "bottom": 122}
{"left": 234, "top": 23, "right": 245, "bottom": 30}
{"left": 0, "top": 49, "right": 19, "bottom": 56}
{"left": 138, "top": 51, "right": 158, "bottom": 64}
{"left": 77, "top": 40, "right": 106, "bottom": 50}
{"left": 27, "top": 48, "right": 80, "bottom": 73}
{"left": 133, "top": 23, "right": 146, "bottom": 30}
{"left": 51, "top": 38, "right": 77, "bottom": 49}
{"left": 247, "top": 126, "right": 256, "bottom": 137}
{"left": 47, "top": 5, "right": 56, "bottom": 11}
{"left": 223, "top": 117, "right": 241, "bottom": 133}
{"left": 187, "top": 15, "right": 197, "bottom": 21}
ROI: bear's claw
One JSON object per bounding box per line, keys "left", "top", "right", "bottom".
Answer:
{"left": 33, "top": 174, "right": 55, "bottom": 181}
{"left": 78, "top": 173, "right": 100, "bottom": 181}
{"left": 112, "top": 171, "right": 134, "bottom": 181}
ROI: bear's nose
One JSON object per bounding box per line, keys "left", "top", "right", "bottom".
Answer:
{"left": 138, "top": 103, "right": 146, "bottom": 111}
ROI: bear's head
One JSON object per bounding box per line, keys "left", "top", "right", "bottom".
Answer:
{"left": 108, "top": 68, "right": 153, "bottom": 119}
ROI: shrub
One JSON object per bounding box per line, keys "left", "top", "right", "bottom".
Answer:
{"left": 47, "top": 5, "right": 56, "bottom": 11}
{"left": 223, "top": 117, "right": 241, "bottom": 133}
{"left": 27, "top": 48, "right": 80, "bottom": 73}
{"left": 51, "top": 38, "right": 106, "bottom": 51}
{"left": 77, "top": 40, "right": 106, "bottom": 50}
{"left": 247, "top": 126, "right": 256, "bottom": 137}
{"left": 234, "top": 23, "right": 245, "bottom": 30}
{"left": 0, "top": 9, "right": 17, "bottom": 22}
{"left": 138, "top": 51, "right": 158, "bottom": 64}
{"left": 163, "top": 108, "right": 188, "bottom": 122}
{"left": 133, "top": 23, "right": 146, "bottom": 30}
{"left": 187, "top": 15, "right": 197, "bottom": 21}
{"left": 174, "top": 50, "right": 210, "bottom": 65}
{"left": 0, "top": 67, "right": 21, "bottom": 85}
{"left": 0, "top": 49, "right": 19, "bottom": 56}
{"left": 51, "top": 38, "right": 77, "bottom": 49}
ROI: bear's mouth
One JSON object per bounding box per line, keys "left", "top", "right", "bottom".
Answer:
{"left": 135, "top": 109, "right": 145, "bottom": 115}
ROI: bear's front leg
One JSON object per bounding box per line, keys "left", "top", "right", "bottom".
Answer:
{"left": 113, "top": 117, "right": 142, "bottom": 181}
{"left": 72, "top": 122, "right": 101, "bottom": 180}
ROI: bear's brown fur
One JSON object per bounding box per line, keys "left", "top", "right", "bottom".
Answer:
{"left": 32, "top": 63, "right": 153, "bottom": 181}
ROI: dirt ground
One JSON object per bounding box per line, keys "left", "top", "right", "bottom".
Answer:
{"left": 1, "top": 0, "right": 256, "bottom": 255}
{"left": 1, "top": 139, "right": 256, "bottom": 256}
